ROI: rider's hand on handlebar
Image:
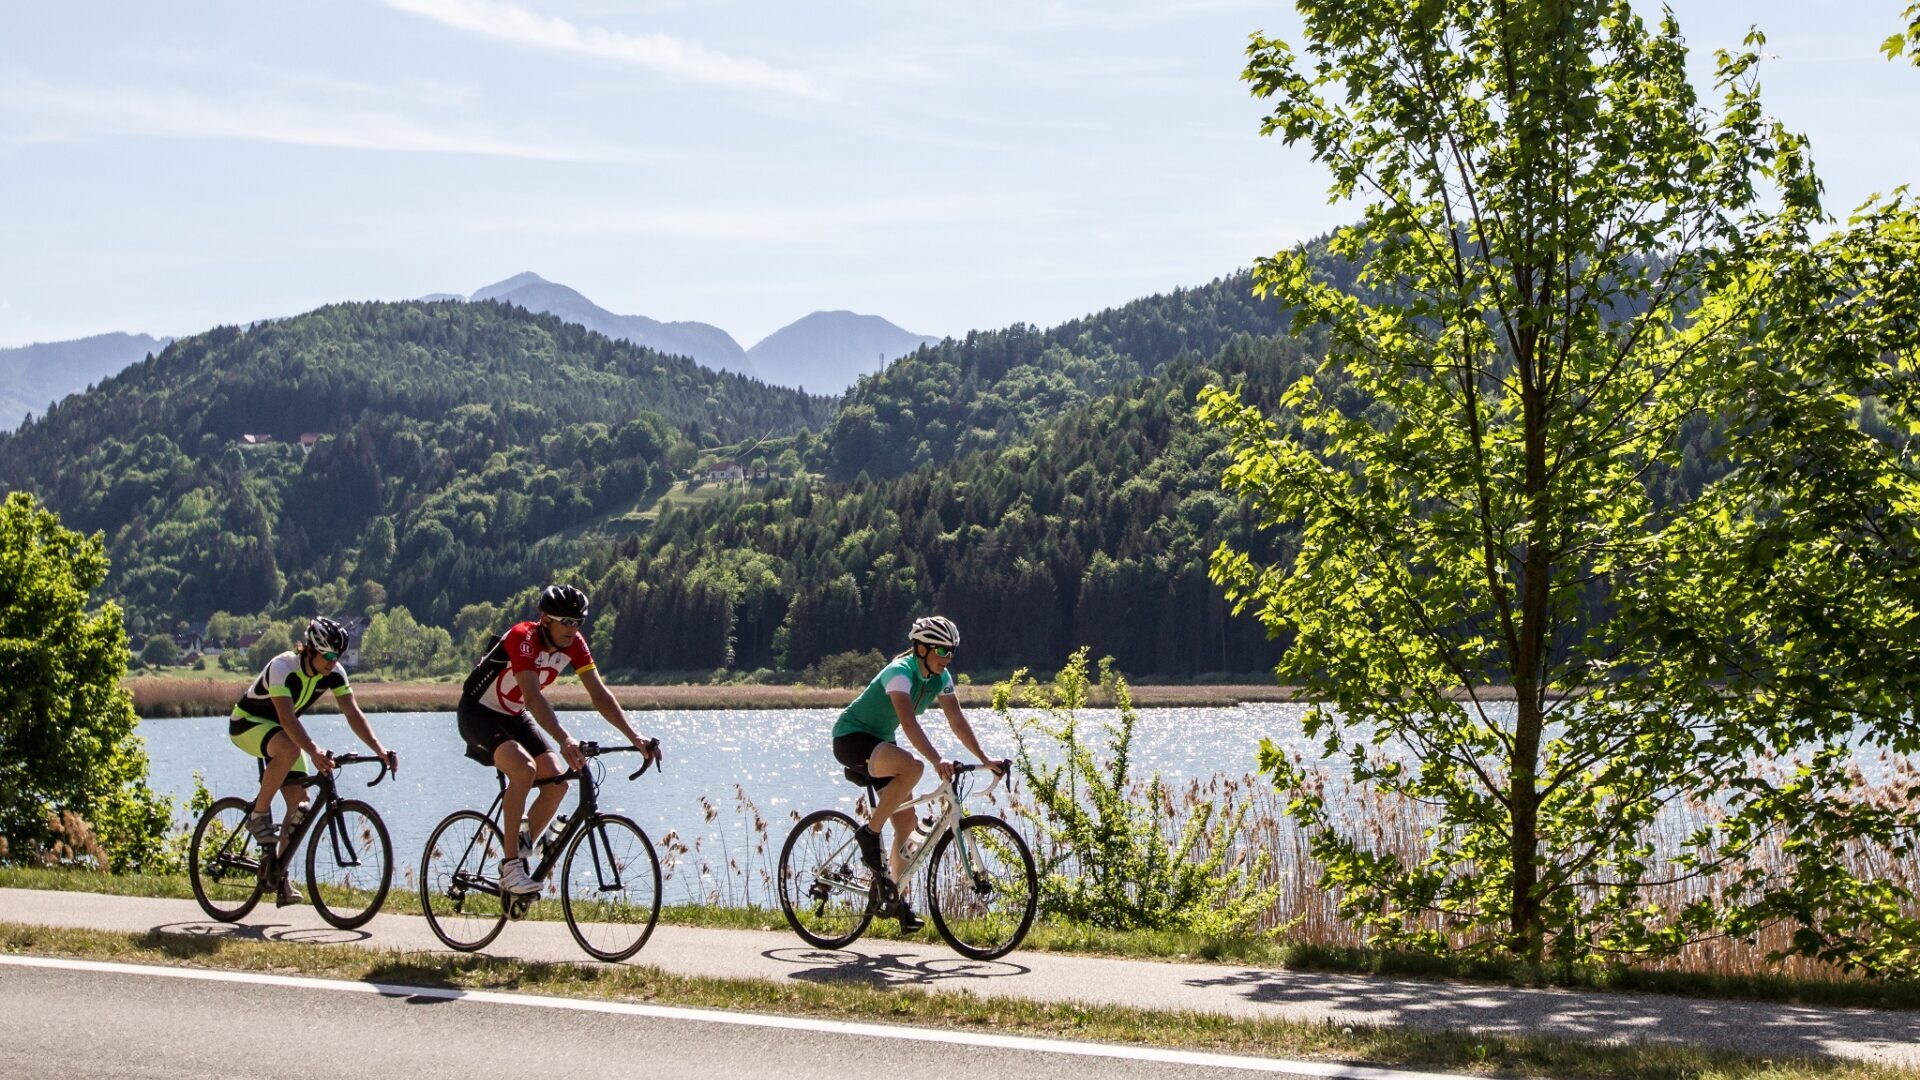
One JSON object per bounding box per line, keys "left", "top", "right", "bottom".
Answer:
{"left": 986, "top": 757, "right": 1011, "bottom": 778}
{"left": 313, "top": 749, "right": 337, "bottom": 775}
{"left": 560, "top": 736, "right": 587, "bottom": 771}
{"left": 935, "top": 759, "right": 958, "bottom": 782}
{"left": 383, "top": 749, "right": 399, "bottom": 777}
{"left": 633, "top": 736, "right": 662, "bottom": 763}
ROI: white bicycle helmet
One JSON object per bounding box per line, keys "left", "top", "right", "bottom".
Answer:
{"left": 907, "top": 615, "right": 960, "bottom": 650}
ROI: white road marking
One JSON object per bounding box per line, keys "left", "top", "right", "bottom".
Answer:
{"left": 0, "top": 953, "right": 1464, "bottom": 1079}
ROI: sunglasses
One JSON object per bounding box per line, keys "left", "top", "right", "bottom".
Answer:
{"left": 549, "top": 616, "right": 584, "bottom": 627}
{"left": 320, "top": 650, "right": 339, "bottom": 662}
{"left": 929, "top": 644, "right": 954, "bottom": 657}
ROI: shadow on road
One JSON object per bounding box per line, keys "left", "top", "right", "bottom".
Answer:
{"left": 147, "top": 920, "right": 371, "bottom": 946}
{"left": 1180, "top": 968, "right": 1919, "bottom": 1062}
{"left": 763, "top": 946, "right": 1029, "bottom": 989}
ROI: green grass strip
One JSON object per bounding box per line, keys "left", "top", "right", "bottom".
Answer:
{"left": 2, "top": 920, "right": 1907, "bottom": 1080}
{"left": 7, "top": 865, "right": 1920, "bottom": 1012}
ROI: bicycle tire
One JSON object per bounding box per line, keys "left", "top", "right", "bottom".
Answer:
{"left": 419, "top": 809, "right": 509, "bottom": 952}
{"left": 305, "top": 799, "right": 394, "bottom": 930}
{"left": 188, "top": 797, "right": 268, "bottom": 922}
{"left": 560, "top": 814, "right": 661, "bottom": 962}
{"left": 777, "top": 809, "right": 876, "bottom": 949}
{"left": 925, "top": 814, "right": 1037, "bottom": 961}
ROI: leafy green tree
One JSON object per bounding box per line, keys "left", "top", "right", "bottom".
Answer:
{"left": 0, "top": 493, "right": 171, "bottom": 870}
{"left": 1205, "top": 0, "right": 1920, "bottom": 966}
{"left": 246, "top": 623, "right": 293, "bottom": 671}
{"left": 139, "top": 635, "right": 180, "bottom": 667}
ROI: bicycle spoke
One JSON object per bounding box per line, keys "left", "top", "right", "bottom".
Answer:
{"left": 307, "top": 801, "right": 392, "bottom": 930}
{"left": 561, "top": 815, "right": 659, "bottom": 961}
{"left": 778, "top": 810, "right": 875, "bottom": 950}
{"left": 420, "top": 810, "right": 509, "bottom": 951}
{"left": 927, "top": 815, "right": 1037, "bottom": 960}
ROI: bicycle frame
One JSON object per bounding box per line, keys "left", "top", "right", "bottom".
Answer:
{"left": 444, "top": 743, "right": 653, "bottom": 905}
{"left": 828, "top": 765, "right": 1007, "bottom": 903}
{"left": 258, "top": 753, "right": 388, "bottom": 873}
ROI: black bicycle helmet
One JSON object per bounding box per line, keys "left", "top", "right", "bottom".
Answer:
{"left": 537, "top": 583, "right": 590, "bottom": 620}
{"left": 303, "top": 616, "right": 349, "bottom": 654}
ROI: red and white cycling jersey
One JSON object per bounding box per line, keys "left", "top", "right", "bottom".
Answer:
{"left": 464, "top": 620, "right": 595, "bottom": 716}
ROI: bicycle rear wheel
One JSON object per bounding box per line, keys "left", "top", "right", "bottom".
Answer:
{"left": 189, "top": 797, "right": 269, "bottom": 922}
{"left": 560, "top": 814, "right": 661, "bottom": 962}
{"left": 926, "top": 814, "right": 1037, "bottom": 961}
{"left": 420, "top": 810, "right": 509, "bottom": 951}
{"left": 777, "top": 809, "right": 876, "bottom": 949}
{"left": 305, "top": 799, "right": 393, "bottom": 930}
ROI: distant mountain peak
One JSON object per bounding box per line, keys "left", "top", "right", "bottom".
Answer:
{"left": 470, "top": 271, "right": 552, "bottom": 301}
{"left": 747, "top": 311, "right": 938, "bottom": 393}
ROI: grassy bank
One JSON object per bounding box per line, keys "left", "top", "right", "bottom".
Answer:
{"left": 124, "top": 677, "right": 1309, "bottom": 717}
{"left": 1, "top": 920, "right": 1903, "bottom": 1080}
{"left": 8, "top": 866, "right": 1919, "bottom": 1013}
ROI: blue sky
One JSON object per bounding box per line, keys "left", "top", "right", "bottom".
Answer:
{"left": 2, "top": 1, "right": 1915, "bottom": 349}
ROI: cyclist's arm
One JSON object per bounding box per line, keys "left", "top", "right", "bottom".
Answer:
{"left": 937, "top": 695, "right": 996, "bottom": 767}
{"left": 891, "top": 693, "right": 950, "bottom": 778}
{"left": 269, "top": 695, "right": 333, "bottom": 773}
{"left": 579, "top": 666, "right": 652, "bottom": 753}
{"left": 337, "top": 694, "right": 397, "bottom": 774}
{"left": 514, "top": 669, "right": 574, "bottom": 746}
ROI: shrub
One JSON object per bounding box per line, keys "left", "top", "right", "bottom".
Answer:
{"left": 997, "top": 648, "right": 1280, "bottom": 935}
{"left": 803, "top": 649, "right": 887, "bottom": 689}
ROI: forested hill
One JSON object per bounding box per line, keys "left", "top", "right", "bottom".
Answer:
{"left": 587, "top": 331, "right": 1322, "bottom": 678}
{"left": 0, "top": 300, "right": 834, "bottom": 624}
{"left": 823, "top": 269, "right": 1301, "bottom": 481}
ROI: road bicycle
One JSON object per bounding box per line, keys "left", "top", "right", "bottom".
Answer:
{"left": 419, "top": 740, "right": 662, "bottom": 961}
{"left": 188, "top": 752, "right": 394, "bottom": 929}
{"left": 778, "top": 762, "right": 1037, "bottom": 961}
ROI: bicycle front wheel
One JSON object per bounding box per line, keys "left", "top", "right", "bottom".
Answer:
{"left": 926, "top": 814, "right": 1037, "bottom": 961}
{"left": 777, "top": 809, "right": 875, "bottom": 950}
{"left": 560, "top": 814, "right": 661, "bottom": 962}
{"left": 305, "top": 799, "right": 393, "bottom": 930}
{"left": 189, "top": 797, "right": 268, "bottom": 922}
{"left": 419, "top": 810, "right": 509, "bottom": 952}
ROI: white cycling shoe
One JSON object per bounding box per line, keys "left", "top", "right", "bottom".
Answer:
{"left": 499, "top": 857, "right": 541, "bottom": 896}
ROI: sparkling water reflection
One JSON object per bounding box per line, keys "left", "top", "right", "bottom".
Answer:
{"left": 140, "top": 705, "right": 1318, "bottom": 906}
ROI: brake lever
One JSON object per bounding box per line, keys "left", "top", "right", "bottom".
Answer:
{"left": 627, "top": 738, "right": 663, "bottom": 780}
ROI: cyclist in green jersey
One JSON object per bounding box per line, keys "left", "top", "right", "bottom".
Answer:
{"left": 830, "top": 615, "right": 1007, "bottom": 931}
{"left": 229, "top": 616, "right": 398, "bottom": 906}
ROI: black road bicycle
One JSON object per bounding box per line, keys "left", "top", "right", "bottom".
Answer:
{"left": 419, "top": 740, "right": 663, "bottom": 961}
{"left": 188, "top": 752, "right": 394, "bottom": 929}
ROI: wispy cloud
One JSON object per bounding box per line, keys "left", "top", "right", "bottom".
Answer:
{"left": 0, "top": 74, "right": 635, "bottom": 161}
{"left": 384, "top": 0, "right": 828, "bottom": 100}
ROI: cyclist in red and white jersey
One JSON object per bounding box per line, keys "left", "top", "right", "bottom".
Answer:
{"left": 457, "top": 584, "right": 659, "bottom": 897}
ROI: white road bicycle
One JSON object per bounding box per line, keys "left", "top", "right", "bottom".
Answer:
{"left": 777, "top": 762, "right": 1037, "bottom": 960}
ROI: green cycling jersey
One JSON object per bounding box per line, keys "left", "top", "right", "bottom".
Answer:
{"left": 832, "top": 653, "right": 955, "bottom": 741}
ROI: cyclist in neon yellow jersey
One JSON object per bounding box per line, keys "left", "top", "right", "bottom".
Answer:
{"left": 229, "top": 616, "right": 398, "bottom": 906}
{"left": 830, "top": 615, "right": 1007, "bottom": 931}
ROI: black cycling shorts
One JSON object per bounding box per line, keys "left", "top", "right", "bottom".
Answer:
{"left": 457, "top": 698, "right": 554, "bottom": 766}
{"left": 833, "top": 732, "right": 893, "bottom": 784}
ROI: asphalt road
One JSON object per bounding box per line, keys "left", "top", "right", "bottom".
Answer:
{"left": 3, "top": 888, "right": 1917, "bottom": 1067}
{"left": 0, "top": 960, "right": 1433, "bottom": 1080}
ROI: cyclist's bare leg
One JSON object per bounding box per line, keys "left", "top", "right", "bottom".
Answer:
{"left": 523, "top": 751, "right": 568, "bottom": 856}
{"left": 865, "top": 743, "right": 923, "bottom": 882}
{"left": 253, "top": 730, "right": 301, "bottom": 815}
{"left": 493, "top": 743, "right": 565, "bottom": 861}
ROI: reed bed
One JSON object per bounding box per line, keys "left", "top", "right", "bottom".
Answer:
{"left": 653, "top": 759, "right": 1920, "bottom": 983}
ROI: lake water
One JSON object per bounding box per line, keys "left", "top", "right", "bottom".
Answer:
{"left": 139, "top": 705, "right": 1315, "bottom": 906}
